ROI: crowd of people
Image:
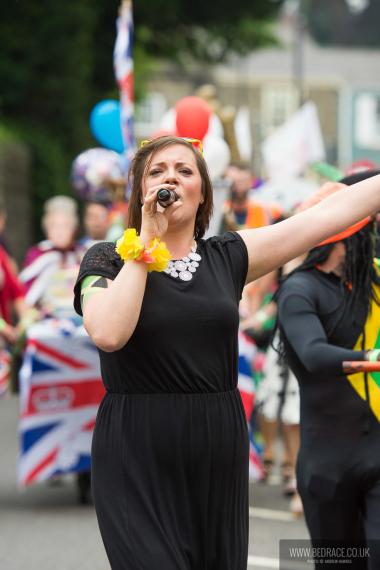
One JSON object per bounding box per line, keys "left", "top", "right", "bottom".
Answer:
{"left": 0, "top": 197, "right": 112, "bottom": 345}
{"left": 2, "top": 136, "right": 380, "bottom": 568}
{"left": 221, "top": 161, "right": 303, "bottom": 515}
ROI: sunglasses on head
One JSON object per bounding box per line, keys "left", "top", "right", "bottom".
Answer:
{"left": 140, "top": 137, "right": 203, "bottom": 157}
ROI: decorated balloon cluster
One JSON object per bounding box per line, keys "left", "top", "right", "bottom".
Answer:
{"left": 71, "top": 95, "right": 231, "bottom": 203}
{"left": 71, "top": 147, "right": 127, "bottom": 202}
{"left": 70, "top": 99, "right": 127, "bottom": 203}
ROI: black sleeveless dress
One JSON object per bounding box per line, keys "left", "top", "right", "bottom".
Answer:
{"left": 73, "top": 232, "right": 249, "bottom": 570}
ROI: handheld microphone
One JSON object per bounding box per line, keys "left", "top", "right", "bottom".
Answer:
{"left": 157, "top": 188, "right": 178, "bottom": 208}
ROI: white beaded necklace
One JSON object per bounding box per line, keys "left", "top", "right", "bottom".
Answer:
{"left": 164, "top": 242, "right": 202, "bottom": 281}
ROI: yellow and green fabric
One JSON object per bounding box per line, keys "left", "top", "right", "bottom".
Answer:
{"left": 347, "top": 260, "right": 380, "bottom": 422}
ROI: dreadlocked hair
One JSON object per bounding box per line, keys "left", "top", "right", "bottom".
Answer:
{"left": 273, "top": 220, "right": 379, "bottom": 361}
{"left": 344, "top": 221, "right": 380, "bottom": 314}
{"left": 273, "top": 169, "right": 380, "bottom": 362}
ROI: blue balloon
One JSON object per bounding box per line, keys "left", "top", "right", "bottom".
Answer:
{"left": 90, "top": 100, "right": 125, "bottom": 153}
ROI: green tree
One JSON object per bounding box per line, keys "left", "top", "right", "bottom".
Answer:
{"left": 1, "top": 0, "right": 285, "bottom": 131}
{"left": 134, "top": 0, "right": 285, "bottom": 63}
{"left": 0, "top": 0, "right": 284, "bottom": 239}
{"left": 0, "top": 0, "right": 102, "bottom": 153}
{"left": 0, "top": 0, "right": 112, "bottom": 238}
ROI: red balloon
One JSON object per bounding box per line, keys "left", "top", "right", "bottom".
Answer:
{"left": 175, "top": 96, "right": 211, "bottom": 141}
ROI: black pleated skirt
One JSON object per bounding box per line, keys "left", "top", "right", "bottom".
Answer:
{"left": 91, "top": 389, "right": 249, "bottom": 570}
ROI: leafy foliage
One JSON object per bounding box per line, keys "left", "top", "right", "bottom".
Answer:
{"left": 0, "top": 0, "right": 284, "bottom": 131}
{"left": 0, "top": 0, "right": 109, "bottom": 237}
{"left": 0, "top": 0, "right": 283, "bottom": 238}
{"left": 134, "top": 0, "right": 284, "bottom": 63}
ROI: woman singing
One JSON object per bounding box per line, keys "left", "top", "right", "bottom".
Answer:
{"left": 73, "top": 136, "right": 380, "bottom": 569}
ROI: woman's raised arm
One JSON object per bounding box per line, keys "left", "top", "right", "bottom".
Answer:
{"left": 239, "top": 174, "right": 380, "bottom": 282}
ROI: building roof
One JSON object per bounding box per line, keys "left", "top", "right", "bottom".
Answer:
{"left": 215, "top": 21, "right": 380, "bottom": 89}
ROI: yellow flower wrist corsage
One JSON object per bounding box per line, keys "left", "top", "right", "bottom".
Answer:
{"left": 115, "top": 229, "right": 171, "bottom": 273}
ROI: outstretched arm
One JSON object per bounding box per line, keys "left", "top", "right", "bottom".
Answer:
{"left": 278, "top": 293, "right": 366, "bottom": 375}
{"left": 239, "top": 175, "right": 380, "bottom": 282}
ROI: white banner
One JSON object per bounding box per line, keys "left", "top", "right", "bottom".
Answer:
{"left": 262, "top": 101, "right": 325, "bottom": 180}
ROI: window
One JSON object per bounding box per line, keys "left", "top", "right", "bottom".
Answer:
{"left": 134, "top": 92, "right": 168, "bottom": 139}
{"left": 354, "top": 92, "right": 380, "bottom": 150}
{"left": 261, "top": 85, "right": 298, "bottom": 137}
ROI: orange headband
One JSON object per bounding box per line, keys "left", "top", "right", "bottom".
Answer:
{"left": 298, "top": 181, "right": 373, "bottom": 247}
{"left": 317, "top": 216, "right": 372, "bottom": 247}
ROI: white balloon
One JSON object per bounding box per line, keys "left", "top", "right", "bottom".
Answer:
{"left": 203, "top": 134, "right": 231, "bottom": 180}
{"left": 208, "top": 114, "right": 224, "bottom": 138}
{"left": 234, "top": 106, "right": 252, "bottom": 162}
{"left": 159, "top": 108, "right": 176, "bottom": 131}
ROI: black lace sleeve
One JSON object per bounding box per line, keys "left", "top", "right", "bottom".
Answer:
{"left": 73, "top": 241, "right": 123, "bottom": 316}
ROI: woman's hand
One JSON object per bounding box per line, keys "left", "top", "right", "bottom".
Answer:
{"left": 365, "top": 349, "right": 380, "bottom": 362}
{"left": 1, "top": 322, "right": 17, "bottom": 344}
{"left": 140, "top": 185, "right": 181, "bottom": 243}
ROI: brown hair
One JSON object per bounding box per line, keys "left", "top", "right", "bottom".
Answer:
{"left": 126, "top": 136, "right": 213, "bottom": 240}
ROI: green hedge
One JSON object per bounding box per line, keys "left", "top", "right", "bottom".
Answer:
{"left": 1, "top": 121, "right": 75, "bottom": 242}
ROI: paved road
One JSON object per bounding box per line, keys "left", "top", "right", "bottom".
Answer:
{"left": 0, "top": 395, "right": 309, "bottom": 570}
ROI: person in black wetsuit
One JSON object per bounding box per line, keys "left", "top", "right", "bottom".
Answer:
{"left": 73, "top": 137, "right": 380, "bottom": 570}
{"left": 277, "top": 171, "right": 380, "bottom": 569}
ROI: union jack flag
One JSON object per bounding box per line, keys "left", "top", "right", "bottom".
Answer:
{"left": 113, "top": 0, "right": 135, "bottom": 157}
{"left": 0, "top": 349, "right": 11, "bottom": 398}
{"left": 18, "top": 322, "right": 104, "bottom": 486}
{"left": 237, "top": 330, "right": 265, "bottom": 481}
{"left": 238, "top": 330, "right": 256, "bottom": 420}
